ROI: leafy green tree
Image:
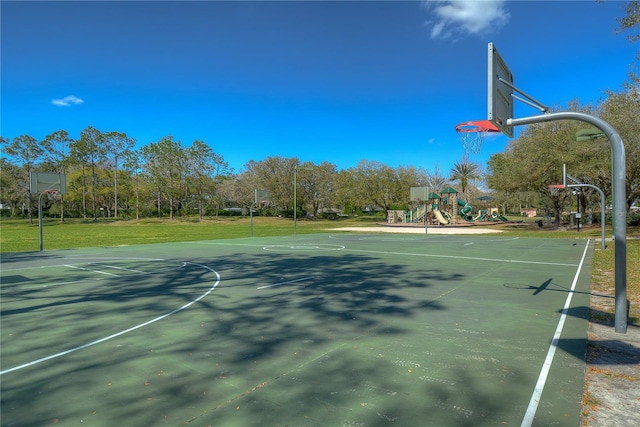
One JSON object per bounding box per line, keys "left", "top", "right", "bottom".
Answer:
{"left": 0, "top": 158, "right": 27, "bottom": 217}
{"left": 617, "top": 1, "right": 639, "bottom": 43}
{"left": 348, "top": 160, "right": 412, "bottom": 216}
{"left": 296, "top": 161, "right": 337, "bottom": 217}
{"left": 103, "top": 131, "right": 135, "bottom": 218}
{"left": 241, "top": 156, "right": 298, "bottom": 213}
{"left": 216, "top": 176, "right": 245, "bottom": 213}
{"left": 3, "top": 134, "right": 44, "bottom": 222}
{"left": 70, "top": 126, "right": 106, "bottom": 220}
{"left": 485, "top": 105, "right": 584, "bottom": 220}
{"left": 486, "top": 152, "right": 525, "bottom": 215}
{"left": 186, "top": 140, "right": 229, "bottom": 218}
{"left": 333, "top": 169, "right": 357, "bottom": 215}
{"left": 41, "top": 130, "right": 74, "bottom": 221}
{"left": 599, "top": 88, "right": 640, "bottom": 210}
{"left": 140, "top": 136, "right": 187, "bottom": 219}
{"left": 122, "top": 149, "right": 143, "bottom": 219}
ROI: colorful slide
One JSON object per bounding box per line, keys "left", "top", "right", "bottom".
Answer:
{"left": 458, "top": 199, "right": 475, "bottom": 222}
{"left": 433, "top": 209, "right": 450, "bottom": 225}
{"left": 489, "top": 212, "right": 509, "bottom": 222}
{"left": 473, "top": 210, "right": 487, "bottom": 221}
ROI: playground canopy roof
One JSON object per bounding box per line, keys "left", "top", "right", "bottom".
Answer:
{"left": 440, "top": 187, "right": 458, "bottom": 194}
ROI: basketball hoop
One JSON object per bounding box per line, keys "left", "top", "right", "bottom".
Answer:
{"left": 43, "top": 189, "right": 59, "bottom": 200}
{"left": 548, "top": 184, "right": 565, "bottom": 197}
{"left": 455, "top": 120, "right": 500, "bottom": 155}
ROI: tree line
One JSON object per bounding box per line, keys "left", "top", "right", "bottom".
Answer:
{"left": 1, "top": 89, "right": 638, "bottom": 224}
{"left": 0, "top": 126, "right": 486, "bottom": 222}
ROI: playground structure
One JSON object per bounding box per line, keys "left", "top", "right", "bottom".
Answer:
{"left": 391, "top": 187, "right": 508, "bottom": 226}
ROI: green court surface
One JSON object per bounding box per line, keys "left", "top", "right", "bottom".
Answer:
{"left": 0, "top": 233, "right": 593, "bottom": 426}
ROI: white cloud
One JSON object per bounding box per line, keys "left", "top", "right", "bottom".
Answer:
{"left": 423, "top": 1, "right": 510, "bottom": 39}
{"left": 51, "top": 95, "right": 84, "bottom": 107}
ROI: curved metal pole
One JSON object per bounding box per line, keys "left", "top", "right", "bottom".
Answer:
{"left": 567, "top": 183, "right": 606, "bottom": 250}
{"left": 293, "top": 166, "right": 298, "bottom": 235}
{"left": 250, "top": 202, "right": 255, "bottom": 237}
{"left": 509, "top": 112, "right": 627, "bottom": 333}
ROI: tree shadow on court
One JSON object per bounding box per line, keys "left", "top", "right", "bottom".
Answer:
{"left": 9, "top": 244, "right": 573, "bottom": 426}
{"left": 2, "top": 250, "right": 475, "bottom": 426}
{"left": 0, "top": 260, "right": 217, "bottom": 317}
{"left": 0, "top": 249, "right": 84, "bottom": 265}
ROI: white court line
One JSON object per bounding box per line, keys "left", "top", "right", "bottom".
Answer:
{"left": 0, "top": 257, "right": 166, "bottom": 273}
{"left": 0, "top": 262, "right": 220, "bottom": 376}
{"left": 486, "top": 237, "right": 520, "bottom": 242}
{"left": 520, "top": 239, "right": 590, "bottom": 427}
{"left": 30, "top": 280, "right": 85, "bottom": 289}
{"left": 64, "top": 264, "right": 119, "bottom": 276}
{"left": 257, "top": 276, "right": 315, "bottom": 289}
{"left": 346, "top": 248, "right": 578, "bottom": 267}
{"left": 90, "top": 263, "right": 145, "bottom": 273}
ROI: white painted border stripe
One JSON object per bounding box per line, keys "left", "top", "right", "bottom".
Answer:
{"left": 520, "top": 239, "right": 590, "bottom": 427}
{"left": 0, "top": 262, "right": 220, "bottom": 376}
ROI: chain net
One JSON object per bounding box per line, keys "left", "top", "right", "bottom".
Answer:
{"left": 455, "top": 120, "right": 500, "bottom": 156}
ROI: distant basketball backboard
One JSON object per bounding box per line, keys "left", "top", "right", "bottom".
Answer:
{"left": 30, "top": 172, "right": 67, "bottom": 195}
{"left": 488, "top": 42, "right": 514, "bottom": 138}
{"left": 410, "top": 186, "right": 429, "bottom": 202}
{"left": 254, "top": 189, "right": 270, "bottom": 204}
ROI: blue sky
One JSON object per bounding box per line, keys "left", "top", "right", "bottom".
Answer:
{"left": 1, "top": 0, "right": 636, "bottom": 174}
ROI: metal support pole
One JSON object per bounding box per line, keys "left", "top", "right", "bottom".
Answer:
{"left": 250, "top": 202, "right": 255, "bottom": 237}
{"left": 510, "top": 111, "right": 627, "bottom": 333}
{"left": 425, "top": 186, "right": 431, "bottom": 235}
{"left": 577, "top": 189, "right": 581, "bottom": 232}
{"left": 38, "top": 192, "right": 45, "bottom": 251}
{"left": 293, "top": 166, "right": 298, "bottom": 235}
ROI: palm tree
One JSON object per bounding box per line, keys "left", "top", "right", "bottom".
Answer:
{"left": 450, "top": 158, "right": 481, "bottom": 202}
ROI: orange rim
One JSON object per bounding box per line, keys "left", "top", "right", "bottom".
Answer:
{"left": 455, "top": 120, "right": 500, "bottom": 133}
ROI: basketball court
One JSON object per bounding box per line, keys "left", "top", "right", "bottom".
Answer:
{"left": 1, "top": 233, "right": 593, "bottom": 426}
{"left": 2, "top": 41, "right": 626, "bottom": 427}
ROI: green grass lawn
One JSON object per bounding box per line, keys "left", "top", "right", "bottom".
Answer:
{"left": 0, "top": 216, "right": 381, "bottom": 252}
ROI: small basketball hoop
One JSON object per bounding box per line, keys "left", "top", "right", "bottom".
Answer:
{"left": 43, "top": 189, "right": 59, "bottom": 200}
{"left": 455, "top": 120, "right": 500, "bottom": 155}
{"left": 548, "top": 184, "right": 565, "bottom": 197}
